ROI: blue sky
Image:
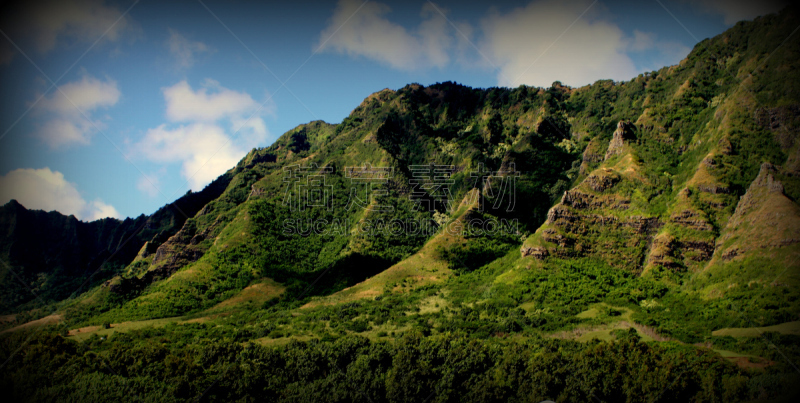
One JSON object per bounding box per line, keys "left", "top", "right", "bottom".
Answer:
{"left": 0, "top": 0, "right": 789, "bottom": 220}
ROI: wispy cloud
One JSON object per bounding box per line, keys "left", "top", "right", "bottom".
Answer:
{"left": 317, "top": 0, "right": 453, "bottom": 70}
{"left": 163, "top": 79, "right": 265, "bottom": 122}
{"left": 166, "top": 29, "right": 213, "bottom": 69}
{"left": 0, "top": 0, "right": 134, "bottom": 64}
{"left": 33, "top": 74, "right": 121, "bottom": 148}
{"left": 317, "top": 0, "right": 694, "bottom": 87}
{"left": 0, "top": 167, "right": 120, "bottom": 221}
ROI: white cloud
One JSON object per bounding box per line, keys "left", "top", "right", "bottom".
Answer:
{"left": 164, "top": 79, "right": 268, "bottom": 123}
{"left": 166, "top": 29, "right": 213, "bottom": 69}
{"left": 0, "top": 167, "right": 120, "bottom": 221}
{"left": 88, "top": 199, "right": 120, "bottom": 221}
{"left": 480, "top": 0, "right": 638, "bottom": 87}
{"left": 317, "top": 0, "right": 690, "bottom": 87}
{"left": 38, "top": 119, "right": 92, "bottom": 147}
{"left": 135, "top": 80, "right": 271, "bottom": 191}
{"left": 683, "top": 0, "right": 788, "bottom": 25}
{"left": 137, "top": 123, "right": 254, "bottom": 190}
{"left": 39, "top": 74, "right": 121, "bottom": 113}
{"left": 0, "top": 0, "right": 133, "bottom": 62}
{"left": 317, "top": 0, "right": 453, "bottom": 70}
{"left": 34, "top": 75, "right": 121, "bottom": 148}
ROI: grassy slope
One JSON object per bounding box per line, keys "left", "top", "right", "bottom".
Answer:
{"left": 2, "top": 11, "right": 799, "bottom": 393}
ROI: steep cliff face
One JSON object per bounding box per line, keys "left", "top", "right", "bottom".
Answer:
{"left": 54, "top": 80, "right": 581, "bottom": 322}
{"left": 710, "top": 163, "right": 800, "bottom": 265}
{"left": 682, "top": 159, "right": 800, "bottom": 309}
{"left": 519, "top": 6, "right": 800, "bottom": 282}
{"left": 604, "top": 121, "right": 635, "bottom": 160}
{"left": 521, "top": 122, "right": 662, "bottom": 272}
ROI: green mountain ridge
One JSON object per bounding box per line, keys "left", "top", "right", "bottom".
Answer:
{"left": 0, "top": 172, "right": 232, "bottom": 314}
{"left": 2, "top": 1, "right": 798, "bottom": 341}
{"left": 2, "top": 6, "right": 800, "bottom": 402}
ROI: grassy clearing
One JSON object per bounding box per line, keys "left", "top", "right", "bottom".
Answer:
{"left": 207, "top": 278, "right": 284, "bottom": 311}
{"left": 67, "top": 317, "right": 182, "bottom": 341}
{"left": 713, "top": 348, "right": 757, "bottom": 358}
{"left": 359, "top": 323, "right": 412, "bottom": 342}
{"left": 545, "top": 304, "right": 667, "bottom": 342}
{"left": 712, "top": 321, "right": 800, "bottom": 337}
{"left": 712, "top": 349, "right": 774, "bottom": 370}
{"left": 549, "top": 321, "right": 658, "bottom": 343}
{"left": 575, "top": 303, "right": 634, "bottom": 321}
{"left": 0, "top": 314, "right": 62, "bottom": 334}
{"left": 416, "top": 294, "right": 448, "bottom": 314}
{"left": 65, "top": 278, "right": 284, "bottom": 341}
{"left": 253, "top": 334, "right": 315, "bottom": 347}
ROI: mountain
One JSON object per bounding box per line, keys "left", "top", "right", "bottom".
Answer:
{"left": 2, "top": 6, "right": 800, "bottom": 402}
{"left": 0, "top": 173, "right": 232, "bottom": 313}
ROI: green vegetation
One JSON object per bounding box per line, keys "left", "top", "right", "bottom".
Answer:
{"left": 4, "top": 326, "right": 798, "bottom": 403}
{"left": 2, "top": 6, "right": 800, "bottom": 402}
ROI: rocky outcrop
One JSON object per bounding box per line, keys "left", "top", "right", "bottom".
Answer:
{"left": 726, "top": 163, "right": 783, "bottom": 220}
{"left": 149, "top": 217, "right": 222, "bottom": 271}
{"left": 754, "top": 104, "right": 800, "bottom": 149}
{"left": 107, "top": 215, "right": 228, "bottom": 295}
{"left": 136, "top": 241, "right": 159, "bottom": 259}
{"left": 585, "top": 169, "right": 620, "bottom": 192}
{"left": 669, "top": 210, "right": 714, "bottom": 232}
{"left": 604, "top": 121, "right": 635, "bottom": 160}
{"left": 718, "top": 137, "right": 733, "bottom": 155}
{"left": 248, "top": 183, "right": 266, "bottom": 199}
{"left": 720, "top": 247, "right": 740, "bottom": 261}
{"left": 561, "top": 189, "right": 630, "bottom": 210}
{"left": 546, "top": 205, "right": 581, "bottom": 226}
{"left": 520, "top": 245, "right": 549, "bottom": 259}
{"left": 541, "top": 228, "right": 573, "bottom": 247}
{"left": 701, "top": 155, "right": 717, "bottom": 168}
{"left": 624, "top": 216, "right": 662, "bottom": 234}
{"left": 647, "top": 233, "right": 679, "bottom": 269}
{"left": 521, "top": 144, "right": 660, "bottom": 269}
{"left": 582, "top": 138, "right": 604, "bottom": 164}
{"left": 525, "top": 188, "right": 661, "bottom": 268}
{"left": 646, "top": 232, "right": 715, "bottom": 270}
{"left": 644, "top": 186, "right": 718, "bottom": 270}
{"left": 711, "top": 162, "right": 800, "bottom": 265}
{"left": 681, "top": 240, "right": 715, "bottom": 261}
{"left": 697, "top": 184, "right": 732, "bottom": 194}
